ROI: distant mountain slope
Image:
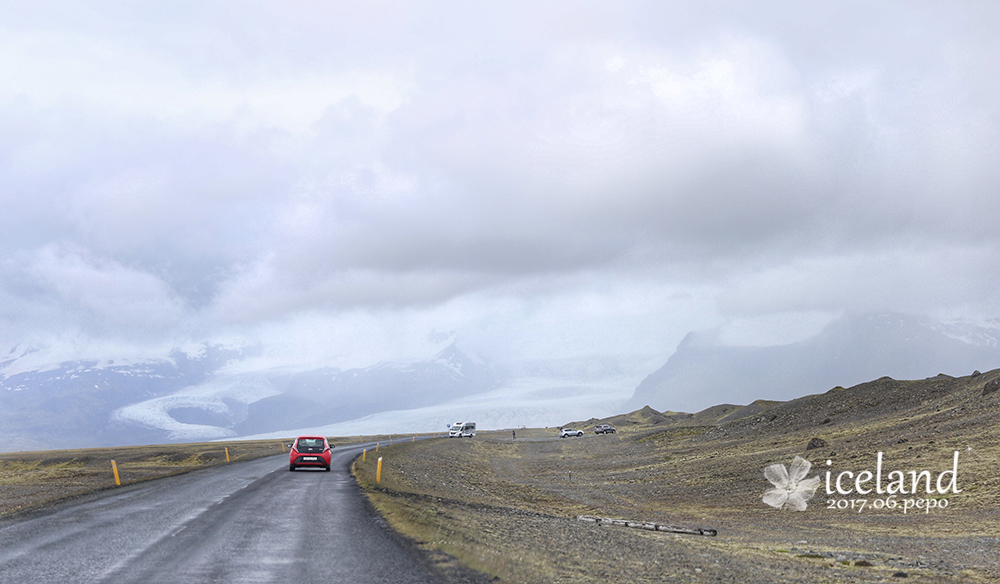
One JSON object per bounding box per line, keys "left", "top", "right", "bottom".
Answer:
{"left": 624, "top": 313, "right": 1000, "bottom": 414}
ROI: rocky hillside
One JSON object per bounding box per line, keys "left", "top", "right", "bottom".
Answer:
{"left": 586, "top": 367, "right": 1000, "bottom": 444}
{"left": 360, "top": 368, "right": 1000, "bottom": 584}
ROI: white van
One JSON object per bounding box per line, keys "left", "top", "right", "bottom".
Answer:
{"left": 449, "top": 421, "right": 476, "bottom": 437}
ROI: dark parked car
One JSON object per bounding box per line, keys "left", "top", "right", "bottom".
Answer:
{"left": 594, "top": 424, "right": 616, "bottom": 434}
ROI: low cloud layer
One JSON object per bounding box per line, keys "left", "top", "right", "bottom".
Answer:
{"left": 2, "top": 1, "right": 999, "bottom": 371}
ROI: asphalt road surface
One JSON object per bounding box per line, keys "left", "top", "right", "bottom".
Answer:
{"left": 0, "top": 443, "right": 440, "bottom": 584}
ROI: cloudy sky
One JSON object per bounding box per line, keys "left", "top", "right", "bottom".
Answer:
{"left": 2, "top": 1, "right": 998, "bottom": 372}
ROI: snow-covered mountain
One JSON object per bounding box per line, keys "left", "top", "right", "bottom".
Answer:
{"left": 0, "top": 344, "right": 254, "bottom": 450}
{"left": 624, "top": 312, "right": 1000, "bottom": 414}
{"left": 0, "top": 342, "right": 505, "bottom": 451}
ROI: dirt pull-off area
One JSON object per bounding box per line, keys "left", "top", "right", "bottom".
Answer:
{"left": 353, "top": 371, "right": 1000, "bottom": 583}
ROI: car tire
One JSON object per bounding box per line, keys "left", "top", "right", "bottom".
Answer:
{"left": 324, "top": 465, "right": 331, "bottom": 472}
{"left": 289, "top": 464, "right": 295, "bottom": 472}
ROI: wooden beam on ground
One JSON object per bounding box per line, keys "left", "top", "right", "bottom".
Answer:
{"left": 577, "top": 515, "right": 717, "bottom": 537}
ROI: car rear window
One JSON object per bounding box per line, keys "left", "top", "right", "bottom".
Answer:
{"left": 297, "top": 438, "right": 325, "bottom": 450}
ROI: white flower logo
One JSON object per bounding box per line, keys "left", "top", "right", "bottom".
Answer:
{"left": 763, "top": 456, "right": 821, "bottom": 511}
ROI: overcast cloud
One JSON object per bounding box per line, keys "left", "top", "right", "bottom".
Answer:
{"left": 2, "top": 1, "right": 999, "bottom": 370}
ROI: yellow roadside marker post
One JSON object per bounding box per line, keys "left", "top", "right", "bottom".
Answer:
{"left": 412, "top": 435, "right": 415, "bottom": 442}
{"left": 111, "top": 460, "right": 121, "bottom": 486}
{"left": 376, "top": 442, "right": 379, "bottom": 452}
{"left": 225, "top": 447, "right": 230, "bottom": 462}
{"left": 362, "top": 449, "right": 366, "bottom": 462}
{"left": 376, "top": 457, "right": 383, "bottom": 483}
{"left": 281, "top": 443, "right": 285, "bottom": 453}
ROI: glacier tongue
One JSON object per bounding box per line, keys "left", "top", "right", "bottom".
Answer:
{"left": 111, "top": 375, "right": 282, "bottom": 441}
{"left": 235, "top": 375, "right": 636, "bottom": 440}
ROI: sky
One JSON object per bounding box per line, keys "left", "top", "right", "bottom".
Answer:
{"left": 2, "top": 1, "right": 999, "bottom": 373}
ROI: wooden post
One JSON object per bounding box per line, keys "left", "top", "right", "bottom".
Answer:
{"left": 577, "top": 515, "right": 717, "bottom": 537}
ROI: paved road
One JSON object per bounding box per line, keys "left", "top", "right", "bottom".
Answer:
{"left": 0, "top": 443, "right": 439, "bottom": 583}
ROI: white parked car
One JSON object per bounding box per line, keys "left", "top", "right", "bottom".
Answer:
{"left": 559, "top": 428, "right": 584, "bottom": 438}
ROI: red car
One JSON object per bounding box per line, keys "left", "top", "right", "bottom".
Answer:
{"left": 289, "top": 436, "right": 333, "bottom": 471}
